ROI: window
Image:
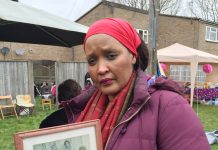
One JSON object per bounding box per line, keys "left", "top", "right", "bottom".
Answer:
{"left": 136, "top": 29, "right": 148, "bottom": 43}
{"left": 170, "top": 65, "right": 206, "bottom": 83}
{"left": 205, "top": 26, "right": 218, "bottom": 42}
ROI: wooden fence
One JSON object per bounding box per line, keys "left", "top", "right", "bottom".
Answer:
{"left": 55, "top": 61, "right": 88, "bottom": 88}
{"left": 0, "top": 61, "right": 88, "bottom": 105}
{"left": 0, "top": 61, "right": 34, "bottom": 101}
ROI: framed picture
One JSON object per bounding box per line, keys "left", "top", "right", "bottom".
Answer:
{"left": 14, "top": 120, "right": 102, "bottom": 150}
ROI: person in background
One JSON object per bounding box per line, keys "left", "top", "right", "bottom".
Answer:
{"left": 60, "top": 18, "right": 210, "bottom": 150}
{"left": 39, "top": 79, "right": 82, "bottom": 128}
{"left": 83, "top": 72, "right": 93, "bottom": 91}
{"left": 50, "top": 81, "right": 56, "bottom": 103}
{"left": 84, "top": 72, "right": 93, "bottom": 86}
{"left": 40, "top": 81, "right": 49, "bottom": 95}
{"left": 34, "top": 82, "right": 41, "bottom": 97}
{"left": 57, "top": 79, "right": 82, "bottom": 104}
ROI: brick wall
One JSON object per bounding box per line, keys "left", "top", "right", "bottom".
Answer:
{"left": 198, "top": 22, "right": 218, "bottom": 55}
{"left": 0, "top": 42, "right": 74, "bottom": 61}
{"left": 157, "top": 15, "right": 199, "bottom": 49}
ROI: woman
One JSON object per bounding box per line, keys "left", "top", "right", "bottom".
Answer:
{"left": 61, "top": 18, "right": 209, "bottom": 149}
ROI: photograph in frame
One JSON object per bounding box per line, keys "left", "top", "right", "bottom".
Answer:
{"left": 14, "top": 119, "right": 102, "bottom": 150}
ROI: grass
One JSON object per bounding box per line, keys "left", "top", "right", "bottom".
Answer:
{"left": 193, "top": 102, "right": 218, "bottom": 150}
{"left": 0, "top": 96, "right": 57, "bottom": 150}
{"left": 0, "top": 98, "right": 218, "bottom": 149}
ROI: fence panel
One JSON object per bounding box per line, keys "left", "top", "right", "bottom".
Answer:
{"left": 55, "top": 61, "right": 88, "bottom": 89}
{"left": 0, "top": 61, "right": 34, "bottom": 102}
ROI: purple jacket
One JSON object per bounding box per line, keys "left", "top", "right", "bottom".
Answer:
{"left": 62, "top": 70, "right": 210, "bottom": 150}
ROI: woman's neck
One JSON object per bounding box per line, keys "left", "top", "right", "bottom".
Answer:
{"left": 108, "top": 95, "right": 115, "bottom": 101}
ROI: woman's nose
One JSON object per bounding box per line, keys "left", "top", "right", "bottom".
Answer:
{"left": 97, "top": 59, "right": 109, "bottom": 74}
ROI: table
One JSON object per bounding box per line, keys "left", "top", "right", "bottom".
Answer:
{"left": 194, "top": 88, "right": 218, "bottom": 100}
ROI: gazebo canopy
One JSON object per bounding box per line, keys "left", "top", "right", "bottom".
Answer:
{"left": 157, "top": 43, "right": 218, "bottom": 107}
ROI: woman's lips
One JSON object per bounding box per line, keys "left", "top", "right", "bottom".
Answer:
{"left": 100, "top": 78, "right": 113, "bottom": 85}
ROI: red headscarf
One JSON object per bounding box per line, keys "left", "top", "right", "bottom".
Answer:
{"left": 84, "top": 18, "right": 141, "bottom": 58}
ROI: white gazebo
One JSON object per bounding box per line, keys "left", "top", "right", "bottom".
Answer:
{"left": 157, "top": 43, "right": 218, "bottom": 107}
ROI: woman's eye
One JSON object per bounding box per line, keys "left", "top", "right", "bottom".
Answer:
{"left": 106, "top": 53, "right": 117, "bottom": 60}
{"left": 87, "top": 58, "right": 96, "bottom": 66}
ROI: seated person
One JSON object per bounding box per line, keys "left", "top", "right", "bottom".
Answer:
{"left": 39, "top": 79, "right": 81, "bottom": 128}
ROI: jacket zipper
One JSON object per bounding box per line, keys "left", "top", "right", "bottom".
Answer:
{"left": 104, "top": 96, "right": 151, "bottom": 150}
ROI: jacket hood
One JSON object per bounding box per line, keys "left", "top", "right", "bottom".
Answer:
{"left": 148, "top": 76, "right": 184, "bottom": 96}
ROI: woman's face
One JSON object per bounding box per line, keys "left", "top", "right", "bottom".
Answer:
{"left": 85, "top": 34, "right": 136, "bottom": 100}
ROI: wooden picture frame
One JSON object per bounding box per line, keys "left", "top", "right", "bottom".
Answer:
{"left": 14, "top": 120, "right": 102, "bottom": 150}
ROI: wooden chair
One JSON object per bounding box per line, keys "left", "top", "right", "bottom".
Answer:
{"left": 16, "top": 95, "right": 35, "bottom": 115}
{"left": 41, "top": 98, "right": 52, "bottom": 110}
{"left": 0, "top": 95, "right": 18, "bottom": 119}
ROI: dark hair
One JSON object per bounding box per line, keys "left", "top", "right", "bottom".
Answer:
{"left": 134, "top": 38, "right": 149, "bottom": 71}
{"left": 79, "top": 146, "right": 86, "bottom": 150}
{"left": 58, "top": 79, "right": 81, "bottom": 103}
{"left": 64, "top": 140, "right": 70, "bottom": 145}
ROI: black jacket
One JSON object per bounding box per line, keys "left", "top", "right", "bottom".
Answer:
{"left": 39, "top": 108, "right": 68, "bottom": 128}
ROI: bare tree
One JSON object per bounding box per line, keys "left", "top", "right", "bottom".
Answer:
{"left": 108, "top": 0, "right": 181, "bottom": 15}
{"left": 159, "top": 0, "right": 182, "bottom": 15}
{"left": 188, "top": 0, "right": 218, "bottom": 22}
{"left": 109, "top": 0, "right": 149, "bottom": 10}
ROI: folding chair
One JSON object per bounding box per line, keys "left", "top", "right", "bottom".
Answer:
{"left": 16, "top": 95, "right": 34, "bottom": 115}
{"left": 0, "top": 95, "right": 18, "bottom": 119}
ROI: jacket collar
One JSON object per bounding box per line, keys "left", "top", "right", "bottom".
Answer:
{"left": 118, "top": 69, "right": 150, "bottom": 122}
{"left": 62, "top": 69, "right": 152, "bottom": 123}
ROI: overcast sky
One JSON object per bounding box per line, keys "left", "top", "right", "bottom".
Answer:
{"left": 19, "top": 0, "right": 191, "bottom": 21}
{"left": 19, "top": 0, "right": 101, "bottom": 21}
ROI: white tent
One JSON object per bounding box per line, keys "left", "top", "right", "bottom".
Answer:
{"left": 20, "top": 0, "right": 102, "bottom": 21}
{"left": 157, "top": 43, "right": 218, "bottom": 107}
